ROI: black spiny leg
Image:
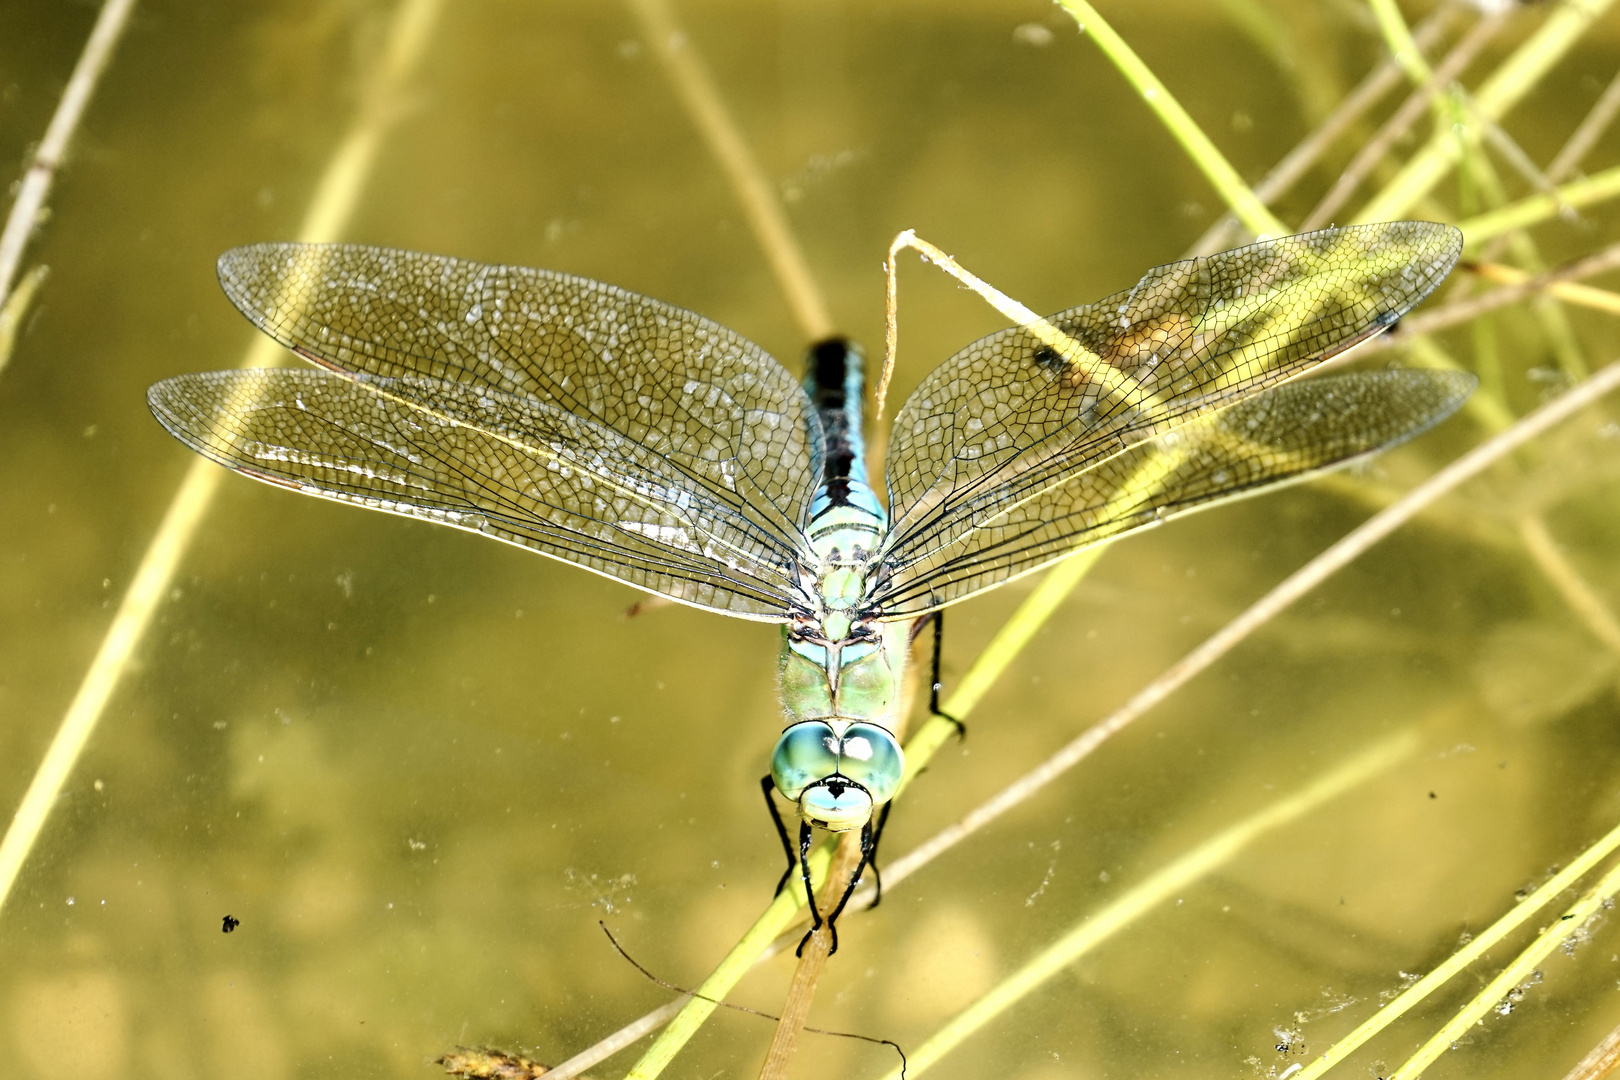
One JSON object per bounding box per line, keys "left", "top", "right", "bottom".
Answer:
{"left": 864, "top": 801, "right": 894, "bottom": 909}
{"left": 817, "top": 821, "right": 878, "bottom": 956}
{"left": 795, "top": 822, "right": 821, "bottom": 956}
{"left": 762, "top": 775, "right": 796, "bottom": 896}
{"left": 930, "top": 611, "right": 967, "bottom": 739}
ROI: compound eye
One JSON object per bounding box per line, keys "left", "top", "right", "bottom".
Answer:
{"left": 836, "top": 723, "right": 904, "bottom": 805}
{"left": 770, "top": 721, "right": 839, "bottom": 800}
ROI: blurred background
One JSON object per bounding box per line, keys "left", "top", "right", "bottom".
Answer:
{"left": 1, "top": 1, "right": 1619, "bottom": 1078}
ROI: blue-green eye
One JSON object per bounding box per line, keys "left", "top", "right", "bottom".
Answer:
{"left": 771, "top": 722, "right": 839, "bottom": 800}
{"left": 836, "top": 723, "right": 903, "bottom": 804}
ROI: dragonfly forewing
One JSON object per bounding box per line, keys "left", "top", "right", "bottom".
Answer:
{"left": 215, "top": 242, "right": 825, "bottom": 560}
{"left": 869, "top": 222, "right": 1462, "bottom": 616}
{"left": 147, "top": 367, "right": 812, "bottom": 618}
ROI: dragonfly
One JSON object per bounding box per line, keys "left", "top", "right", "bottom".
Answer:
{"left": 148, "top": 221, "right": 1471, "bottom": 949}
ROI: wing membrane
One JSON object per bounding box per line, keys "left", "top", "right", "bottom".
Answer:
{"left": 148, "top": 368, "right": 808, "bottom": 618}
{"left": 868, "top": 370, "right": 1475, "bottom": 616}
{"left": 875, "top": 222, "right": 1461, "bottom": 611}
{"left": 214, "top": 242, "right": 822, "bottom": 568}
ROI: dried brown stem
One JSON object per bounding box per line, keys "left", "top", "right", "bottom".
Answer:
{"left": 1547, "top": 68, "right": 1620, "bottom": 189}
{"left": 1301, "top": 8, "right": 1509, "bottom": 231}
{"left": 1560, "top": 1018, "right": 1620, "bottom": 1080}
{"left": 756, "top": 831, "right": 865, "bottom": 1080}
{"left": 1518, "top": 515, "right": 1620, "bottom": 659}
{"left": 627, "top": 0, "right": 834, "bottom": 342}
{"left": 1368, "top": 240, "right": 1620, "bottom": 347}
{"left": 1185, "top": 3, "right": 1460, "bottom": 257}
{"left": 0, "top": 0, "right": 137, "bottom": 308}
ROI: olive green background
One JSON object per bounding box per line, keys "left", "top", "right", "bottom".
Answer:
{"left": 1, "top": 2, "right": 1619, "bottom": 1078}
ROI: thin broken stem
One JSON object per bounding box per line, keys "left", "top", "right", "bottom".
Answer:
{"left": 626, "top": 0, "right": 834, "bottom": 342}
{"left": 1301, "top": 8, "right": 1508, "bottom": 231}
{"left": 1366, "top": 240, "right": 1620, "bottom": 347}
{"left": 1560, "top": 1019, "right": 1620, "bottom": 1080}
{"left": 755, "top": 832, "right": 864, "bottom": 1080}
{"left": 0, "top": 0, "right": 446, "bottom": 921}
{"left": 1518, "top": 515, "right": 1620, "bottom": 660}
{"left": 0, "top": 0, "right": 137, "bottom": 309}
{"left": 1186, "top": 3, "right": 1459, "bottom": 257}
{"left": 879, "top": 229, "right": 1104, "bottom": 418}
{"left": 1354, "top": 0, "right": 1616, "bottom": 224}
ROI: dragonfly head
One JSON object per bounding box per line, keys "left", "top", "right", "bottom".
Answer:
{"left": 770, "top": 720, "right": 904, "bottom": 832}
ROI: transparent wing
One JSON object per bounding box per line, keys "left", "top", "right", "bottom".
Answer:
{"left": 875, "top": 222, "right": 1460, "bottom": 612}
{"left": 148, "top": 367, "right": 808, "bottom": 619}
{"left": 213, "top": 242, "right": 822, "bottom": 578}
{"left": 867, "top": 369, "right": 1475, "bottom": 617}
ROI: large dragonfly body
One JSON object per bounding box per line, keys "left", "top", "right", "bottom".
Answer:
{"left": 148, "top": 222, "right": 1471, "bottom": 932}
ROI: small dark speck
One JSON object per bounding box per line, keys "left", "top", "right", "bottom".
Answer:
{"left": 221, "top": 914, "right": 240, "bottom": 933}
{"left": 1428, "top": 791, "right": 1437, "bottom": 799}
{"left": 1032, "top": 344, "right": 1061, "bottom": 368}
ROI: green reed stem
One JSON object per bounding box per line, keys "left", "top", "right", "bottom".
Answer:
{"left": 1367, "top": 0, "right": 1432, "bottom": 85}
{"left": 895, "top": 545, "right": 1110, "bottom": 801}
{"left": 0, "top": 263, "right": 47, "bottom": 378}
{"left": 1055, "top": 0, "right": 1285, "bottom": 237}
{"left": 1293, "top": 815, "right": 1620, "bottom": 1080}
{"left": 624, "top": 843, "right": 833, "bottom": 1079}
{"left": 1394, "top": 853, "right": 1620, "bottom": 1078}
{"left": 1355, "top": 0, "right": 1615, "bottom": 224}
{"left": 623, "top": 548, "right": 1112, "bottom": 1078}
{"left": 1459, "top": 162, "right": 1620, "bottom": 248}
{"left": 880, "top": 730, "right": 1421, "bottom": 1079}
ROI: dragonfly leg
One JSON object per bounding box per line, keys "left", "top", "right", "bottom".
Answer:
{"left": 761, "top": 775, "right": 797, "bottom": 896}
{"left": 816, "top": 821, "right": 877, "bottom": 956}
{"left": 863, "top": 801, "right": 893, "bottom": 910}
{"left": 795, "top": 823, "right": 822, "bottom": 957}
{"left": 928, "top": 611, "right": 967, "bottom": 740}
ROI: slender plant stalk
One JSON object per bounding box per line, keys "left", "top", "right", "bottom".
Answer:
{"left": 1301, "top": 10, "right": 1507, "bottom": 232}
{"left": 1391, "top": 856, "right": 1620, "bottom": 1079}
{"left": 1055, "top": 0, "right": 1285, "bottom": 237}
{"left": 1546, "top": 68, "right": 1620, "bottom": 184}
{"left": 756, "top": 832, "right": 864, "bottom": 1080}
{"left": 1354, "top": 0, "right": 1616, "bottom": 224}
{"left": 1373, "top": 241, "right": 1620, "bottom": 343}
{"left": 1293, "top": 815, "right": 1620, "bottom": 1080}
{"left": 0, "top": 0, "right": 137, "bottom": 310}
{"left": 1468, "top": 260, "right": 1620, "bottom": 316}
{"left": 1518, "top": 515, "right": 1620, "bottom": 659}
{"left": 626, "top": 0, "right": 834, "bottom": 342}
{"left": 0, "top": 0, "right": 446, "bottom": 920}
{"left": 1458, "top": 163, "right": 1620, "bottom": 248}
{"left": 0, "top": 264, "right": 48, "bottom": 377}
{"left": 1187, "top": 5, "right": 1459, "bottom": 257}
{"left": 1560, "top": 1020, "right": 1620, "bottom": 1080}
{"left": 882, "top": 730, "right": 1422, "bottom": 1079}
